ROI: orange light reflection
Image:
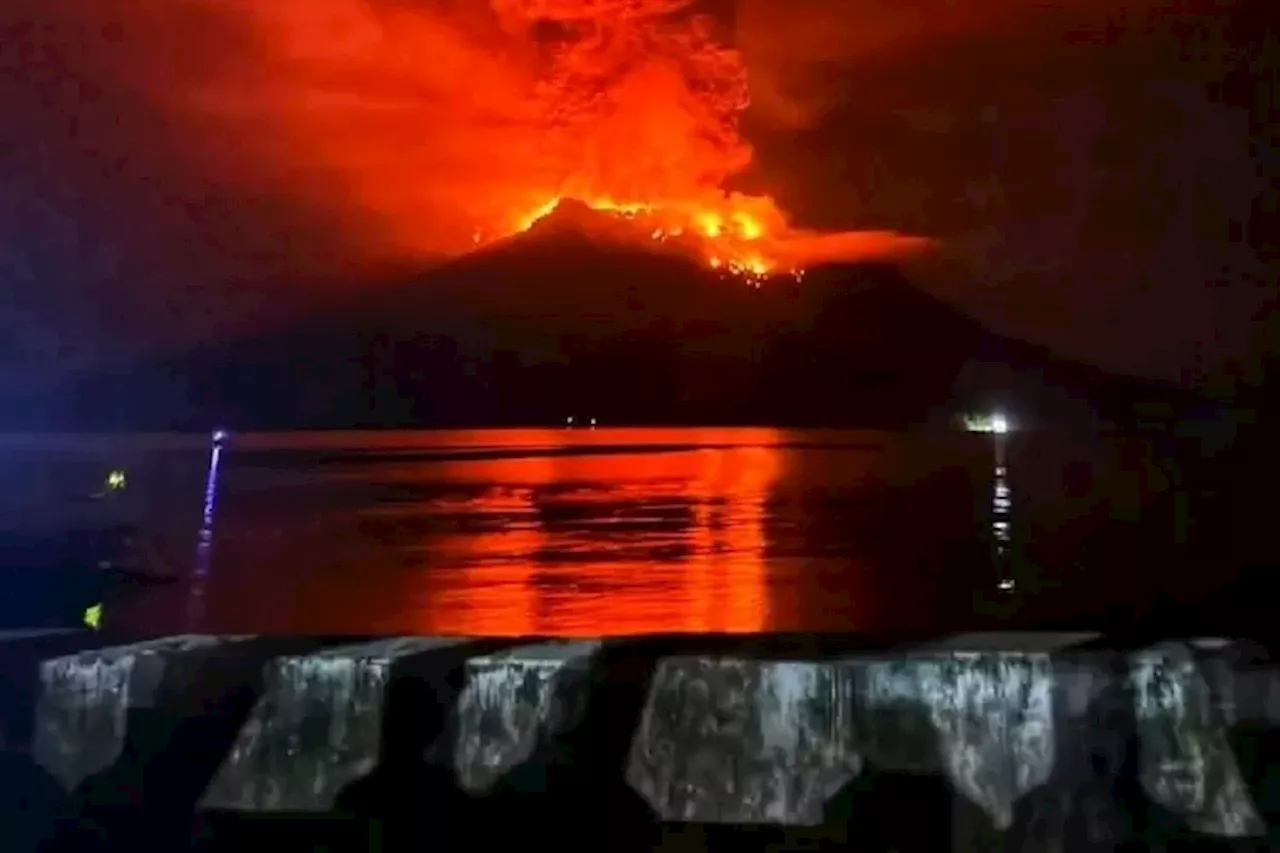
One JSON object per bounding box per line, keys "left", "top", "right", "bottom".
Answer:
{"left": 366, "top": 429, "right": 785, "bottom": 636}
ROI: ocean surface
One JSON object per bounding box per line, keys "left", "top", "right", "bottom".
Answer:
{"left": 0, "top": 428, "right": 1177, "bottom": 637}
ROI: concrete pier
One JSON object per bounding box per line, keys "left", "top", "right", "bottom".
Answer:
{"left": 3, "top": 630, "right": 1280, "bottom": 850}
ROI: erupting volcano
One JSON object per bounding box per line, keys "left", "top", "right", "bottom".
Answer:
{"left": 467, "top": 0, "right": 931, "bottom": 281}
{"left": 183, "top": 0, "right": 931, "bottom": 280}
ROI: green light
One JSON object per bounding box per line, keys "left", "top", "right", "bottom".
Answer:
{"left": 106, "top": 470, "right": 127, "bottom": 491}
{"left": 83, "top": 603, "right": 103, "bottom": 630}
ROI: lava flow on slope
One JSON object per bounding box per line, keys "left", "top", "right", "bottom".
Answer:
{"left": 492, "top": 193, "right": 790, "bottom": 284}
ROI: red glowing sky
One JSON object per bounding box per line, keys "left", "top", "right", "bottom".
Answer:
{"left": 164, "top": 0, "right": 931, "bottom": 276}
{"left": 0, "top": 0, "right": 1272, "bottom": 387}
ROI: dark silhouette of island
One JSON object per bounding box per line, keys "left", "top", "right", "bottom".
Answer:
{"left": 47, "top": 201, "right": 1196, "bottom": 432}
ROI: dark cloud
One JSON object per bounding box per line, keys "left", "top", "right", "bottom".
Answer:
{"left": 737, "top": 0, "right": 1277, "bottom": 388}
{"left": 0, "top": 0, "right": 374, "bottom": 385}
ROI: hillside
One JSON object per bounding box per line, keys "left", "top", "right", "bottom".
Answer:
{"left": 50, "top": 204, "right": 1193, "bottom": 431}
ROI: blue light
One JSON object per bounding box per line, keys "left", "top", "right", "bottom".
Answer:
{"left": 188, "top": 427, "right": 226, "bottom": 629}
{"left": 195, "top": 439, "right": 223, "bottom": 578}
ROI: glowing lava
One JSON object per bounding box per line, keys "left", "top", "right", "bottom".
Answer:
{"left": 490, "top": 192, "right": 791, "bottom": 284}
{"left": 480, "top": 190, "right": 933, "bottom": 286}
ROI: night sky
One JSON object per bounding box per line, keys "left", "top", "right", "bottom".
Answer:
{"left": 739, "top": 0, "right": 1276, "bottom": 389}
{"left": 1, "top": 0, "right": 1274, "bottom": 403}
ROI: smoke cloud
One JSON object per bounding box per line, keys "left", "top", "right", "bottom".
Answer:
{"left": 95, "top": 0, "right": 787, "bottom": 258}
{"left": 734, "top": 0, "right": 1275, "bottom": 387}
{"left": 2, "top": 0, "right": 1271, "bottom": 387}
{"left": 3, "top": 0, "right": 807, "bottom": 373}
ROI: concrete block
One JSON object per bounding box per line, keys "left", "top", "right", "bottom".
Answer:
{"left": 629, "top": 651, "right": 1060, "bottom": 829}
{"left": 1129, "top": 642, "right": 1265, "bottom": 837}
{"left": 856, "top": 652, "right": 1057, "bottom": 830}
{"left": 33, "top": 635, "right": 251, "bottom": 791}
{"left": 0, "top": 629, "right": 100, "bottom": 749}
{"left": 454, "top": 640, "right": 601, "bottom": 794}
{"left": 627, "top": 657, "right": 861, "bottom": 825}
{"left": 202, "top": 637, "right": 468, "bottom": 812}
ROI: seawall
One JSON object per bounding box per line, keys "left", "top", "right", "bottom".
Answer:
{"left": 1, "top": 629, "right": 1277, "bottom": 850}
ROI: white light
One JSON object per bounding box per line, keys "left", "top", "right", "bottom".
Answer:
{"left": 998, "top": 578, "right": 1016, "bottom": 592}
{"left": 961, "top": 411, "right": 1013, "bottom": 434}
{"left": 212, "top": 429, "right": 228, "bottom": 443}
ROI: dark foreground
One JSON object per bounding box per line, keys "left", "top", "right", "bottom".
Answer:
{"left": 3, "top": 621, "right": 1280, "bottom": 852}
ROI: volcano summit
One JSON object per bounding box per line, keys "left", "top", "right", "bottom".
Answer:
{"left": 479, "top": 196, "right": 931, "bottom": 285}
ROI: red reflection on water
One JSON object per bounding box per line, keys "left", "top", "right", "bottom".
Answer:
{"left": 27, "top": 427, "right": 1191, "bottom": 638}
{"left": 113, "top": 426, "right": 996, "bottom": 637}
{"left": 377, "top": 429, "right": 785, "bottom": 636}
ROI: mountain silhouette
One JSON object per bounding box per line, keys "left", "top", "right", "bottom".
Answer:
{"left": 48, "top": 206, "right": 1193, "bottom": 431}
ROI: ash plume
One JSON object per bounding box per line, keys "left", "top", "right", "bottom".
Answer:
{"left": 25, "top": 0, "right": 925, "bottom": 271}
